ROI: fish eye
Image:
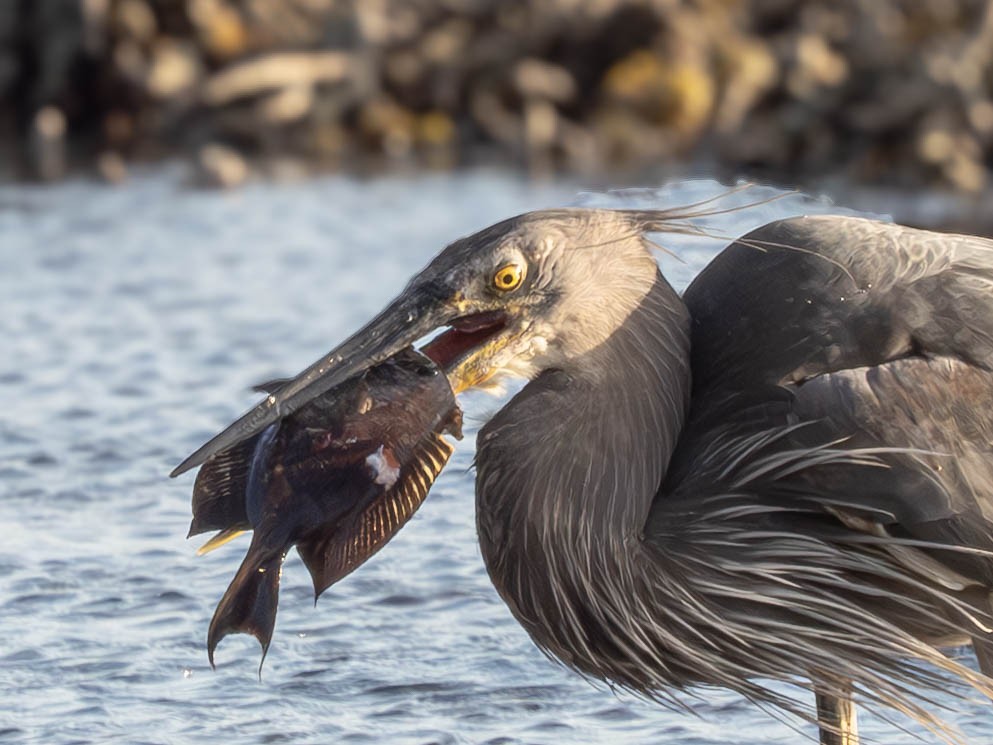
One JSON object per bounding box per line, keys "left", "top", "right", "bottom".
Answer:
{"left": 493, "top": 263, "right": 525, "bottom": 292}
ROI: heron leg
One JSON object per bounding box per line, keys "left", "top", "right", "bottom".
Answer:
{"left": 815, "top": 681, "right": 859, "bottom": 745}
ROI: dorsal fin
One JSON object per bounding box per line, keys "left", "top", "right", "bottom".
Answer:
{"left": 297, "top": 433, "right": 454, "bottom": 598}
{"left": 251, "top": 378, "right": 292, "bottom": 395}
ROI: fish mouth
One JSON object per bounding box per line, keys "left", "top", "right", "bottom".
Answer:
{"left": 421, "top": 310, "right": 509, "bottom": 391}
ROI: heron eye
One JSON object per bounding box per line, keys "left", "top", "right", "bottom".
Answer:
{"left": 493, "top": 263, "right": 525, "bottom": 292}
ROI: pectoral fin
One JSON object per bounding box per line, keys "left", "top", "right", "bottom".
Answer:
{"left": 297, "top": 433, "right": 454, "bottom": 598}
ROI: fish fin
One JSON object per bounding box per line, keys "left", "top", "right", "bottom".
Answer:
{"left": 188, "top": 435, "right": 258, "bottom": 537}
{"left": 251, "top": 378, "right": 292, "bottom": 395}
{"left": 196, "top": 528, "right": 249, "bottom": 556}
{"left": 298, "top": 433, "right": 454, "bottom": 599}
{"left": 207, "top": 538, "right": 285, "bottom": 671}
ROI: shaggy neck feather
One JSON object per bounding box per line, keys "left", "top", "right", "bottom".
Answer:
{"left": 474, "top": 271, "right": 690, "bottom": 681}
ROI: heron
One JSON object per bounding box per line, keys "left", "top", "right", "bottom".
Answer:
{"left": 173, "top": 206, "right": 993, "bottom": 744}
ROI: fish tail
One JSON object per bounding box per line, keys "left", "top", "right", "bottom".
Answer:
{"left": 207, "top": 539, "right": 285, "bottom": 672}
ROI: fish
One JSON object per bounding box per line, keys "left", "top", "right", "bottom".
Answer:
{"left": 187, "top": 347, "right": 462, "bottom": 669}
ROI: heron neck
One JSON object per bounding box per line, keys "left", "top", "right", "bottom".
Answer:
{"left": 570, "top": 269, "right": 692, "bottom": 536}
{"left": 475, "top": 271, "right": 690, "bottom": 668}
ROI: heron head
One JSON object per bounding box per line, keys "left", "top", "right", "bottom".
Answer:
{"left": 413, "top": 208, "right": 661, "bottom": 392}
{"left": 172, "top": 209, "right": 661, "bottom": 475}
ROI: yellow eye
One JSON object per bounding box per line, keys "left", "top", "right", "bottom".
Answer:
{"left": 493, "top": 263, "right": 525, "bottom": 292}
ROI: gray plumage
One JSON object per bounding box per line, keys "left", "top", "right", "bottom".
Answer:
{"left": 472, "top": 214, "right": 993, "bottom": 741}
{"left": 177, "top": 207, "right": 993, "bottom": 744}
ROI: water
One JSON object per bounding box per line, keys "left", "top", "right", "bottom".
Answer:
{"left": 1, "top": 170, "right": 991, "bottom": 744}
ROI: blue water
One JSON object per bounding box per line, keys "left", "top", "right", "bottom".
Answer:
{"left": 1, "top": 170, "right": 991, "bottom": 744}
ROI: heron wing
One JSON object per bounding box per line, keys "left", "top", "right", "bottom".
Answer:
{"left": 788, "top": 357, "right": 993, "bottom": 677}
{"left": 649, "top": 215, "right": 993, "bottom": 677}
{"left": 664, "top": 215, "right": 993, "bottom": 532}
{"left": 789, "top": 357, "right": 993, "bottom": 582}
{"left": 682, "top": 215, "right": 993, "bottom": 394}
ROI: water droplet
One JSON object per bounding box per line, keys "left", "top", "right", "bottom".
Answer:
{"left": 182, "top": 668, "right": 193, "bottom": 679}
{"left": 297, "top": 632, "right": 307, "bottom": 638}
{"left": 267, "top": 395, "right": 276, "bottom": 405}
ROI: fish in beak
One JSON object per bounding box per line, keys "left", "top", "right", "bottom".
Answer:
{"left": 171, "top": 290, "right": 453, "bottom": 477}
{"left": 192, "top": 348, "right": 462, "bottom": 670}
{"left": 171, "top": 277, "right": 522, "bottom": 479}
{"left": 178, "top": 257, "right": 530, "bottom": 670}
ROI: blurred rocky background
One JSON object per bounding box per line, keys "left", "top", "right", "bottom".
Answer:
{"left": 2, "top": 0, "right": 992, "bottom": 195}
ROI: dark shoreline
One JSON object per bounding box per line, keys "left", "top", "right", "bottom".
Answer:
{"left": 3, "top": 1, "right": 992, "bottom": 199}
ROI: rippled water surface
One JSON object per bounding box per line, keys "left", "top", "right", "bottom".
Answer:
{"left": 2, "top": 171, "right": 991, "bottom": 744}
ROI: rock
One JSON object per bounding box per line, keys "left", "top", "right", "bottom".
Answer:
{"left": 103, "top": 110, "right": 134, "bottom": 146}
{"left": 714, "top": 37, "right": 777, "bottom": 133}
{"left": 787, "top": 34, "right": 848, "bottom": 99}
{"left": 415, "top": 111, "right": 456, "bottom": 148}
{"left": 201, "top": 52, "right": 354, "bottom": 106}
{"left": 188, "top": 0, "right": 248, "bottom": 60}
{"left": 97, "top": 150, "right": 127, "bottom": 184}
{"left": 358, "top": 97, "right": 415, "bottom": 158}
{"left": 513, "top": 59, "right": 576, "bottom": 103}
{"left": 601, "top": 51, "right": 714, "bottom": 142}
{"left": 420, "top": 19, "right": 472, "bottom": 65}
{"left": 523, "top": 99, "right": 557, "bottom": 150}
{"left": 113, "top": 39, "right": 148, "bottom": 84}
{"left": 196, "top": 143, "right": 249, "bottom": 188}
{"left": 257, "top": 84, "right": 314, "bottom": 125}
{"left": 969, "top": 100, "right": 993, "bottom": 135}
{"left": 146, "top": 39, "right": 200, "bottom": 99}
{"left": 30, "top": 106, "right": 66, "bottom": 181}
{"left": 114, "top": 0, "right": 156, "bottom": 44}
